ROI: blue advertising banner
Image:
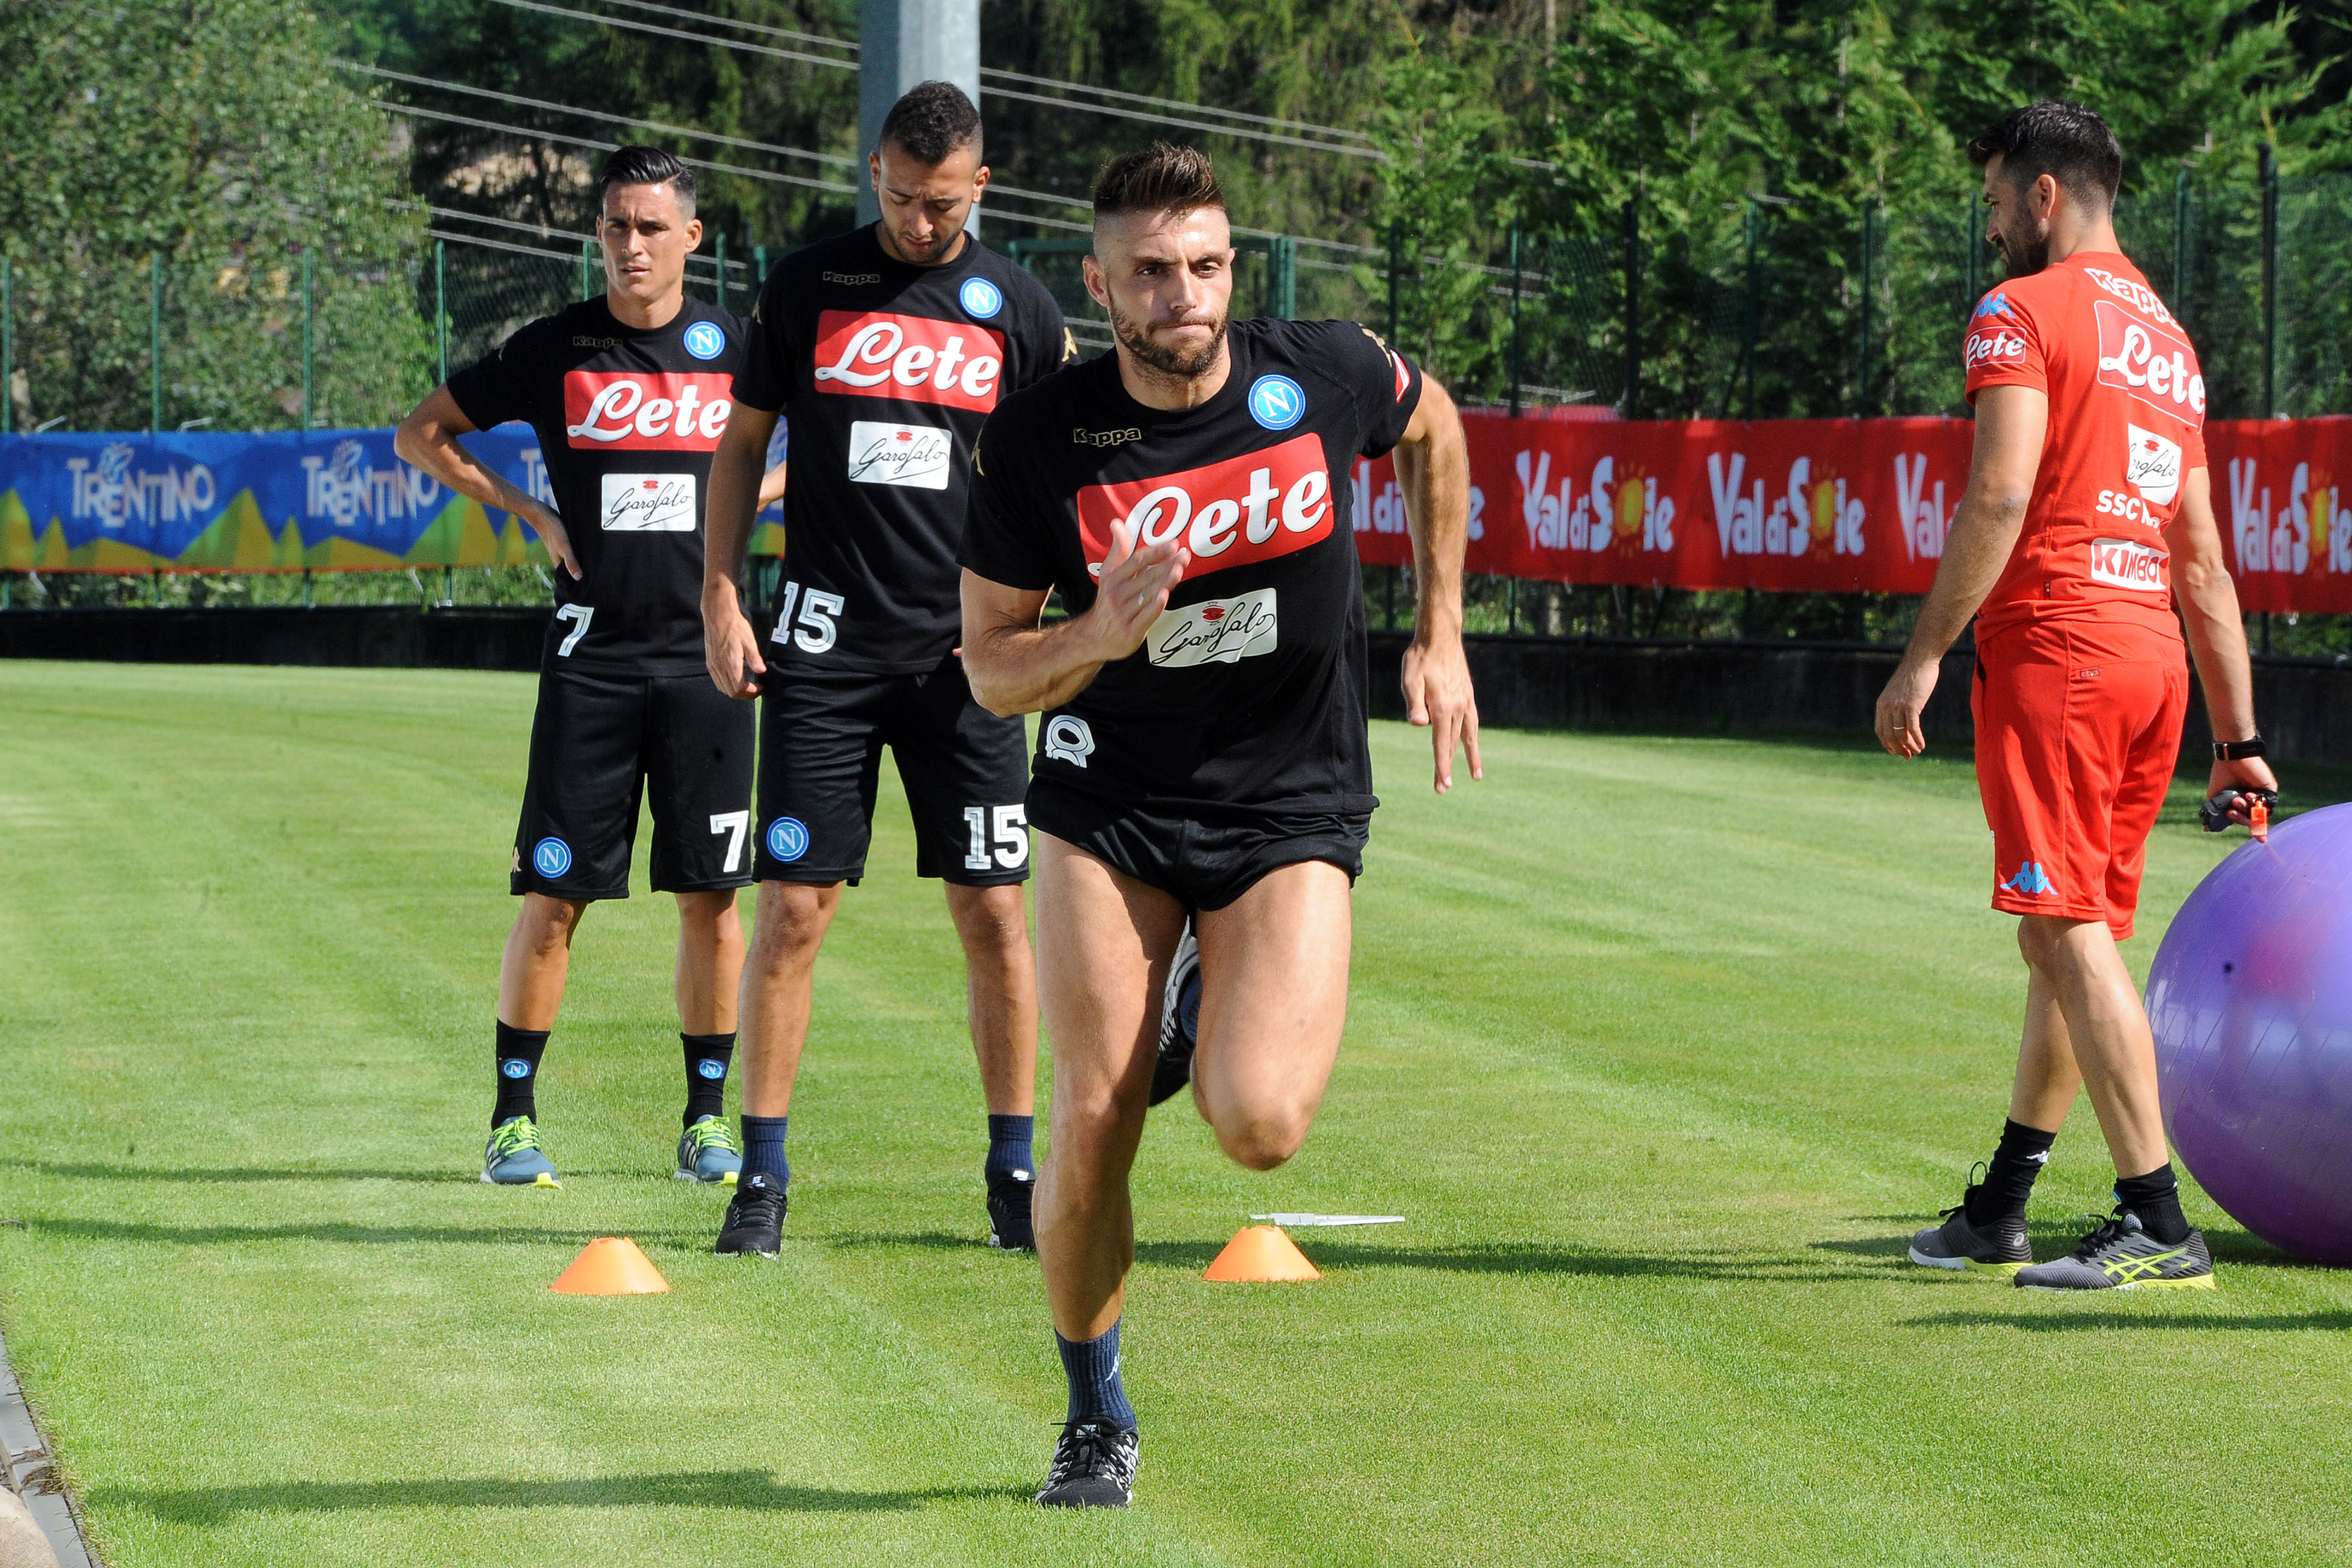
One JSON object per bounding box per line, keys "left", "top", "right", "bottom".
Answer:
{"left": 0, "top": 425, "right": 789, "bottom": 571}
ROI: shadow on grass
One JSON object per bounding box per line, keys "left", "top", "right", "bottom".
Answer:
{"left": 5, "top": 1159, "right": 474, "bottom": 1186}
{"left": 25, "top": 1217, "right": 708, "bottom": 1249}
{"left": 1905, "top": 1309, "right": 2352, "bottom": 1332}
{"left": 106, "top": 1472, "right": 1026, "bottom": 1521}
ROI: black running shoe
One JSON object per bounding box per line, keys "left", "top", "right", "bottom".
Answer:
{"left": 714, "top": 1172, "right": 787, "bottom": 1257}
{"left": 1036, "top": 1421, "right": 1140, "bottom": 1508}
{"left": 2015, "top": 1208, "right": 2215, "bottom": 1291}
{"left": 1149, "top": 924, "right": 1200, "bottom": 1108}
{"left": 1909, "top": 1169, "right": 2033, "bottom": 1275}
{"left": 987, "top": 1167, "right": 1036, "bottom": 1251}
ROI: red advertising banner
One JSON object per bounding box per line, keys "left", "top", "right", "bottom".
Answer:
{"left": 1350, "top": 410, "right": 2352, "bottom": 613}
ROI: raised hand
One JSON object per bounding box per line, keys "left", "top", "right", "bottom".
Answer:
{"left": 1081, "top": 520, "right": 1189, "bottom": 663}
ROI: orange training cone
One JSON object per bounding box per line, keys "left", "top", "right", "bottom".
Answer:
{"left": 1203, "top": 1225, "right": 1320, "bottom": 1283}
{"left": 550, "top": 1237, "right": 671, "bottom": 1294}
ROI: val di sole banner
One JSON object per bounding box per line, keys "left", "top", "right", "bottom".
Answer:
{"left": 0, "top": 426, "right": 791, "bottom": 572}
{"left": 4, "top": 415, "right": 2345, "bottom": 610}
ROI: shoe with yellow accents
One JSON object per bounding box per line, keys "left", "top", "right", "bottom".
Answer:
{"left": 482, "top": 1115, "right": 560, "bottom": 1187}
{"left": 2015, "top": 1208, "right": 2214, "bottom": 1291}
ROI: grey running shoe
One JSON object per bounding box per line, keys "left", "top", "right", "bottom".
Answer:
{"left": 1036, "top": 1421, "right": 1140, "bottom": 1508}
{"left": 2015, "top": 1208, "right": 2215, "bottom": 1291}
{"left": 1910, "top": 1174, "right": 2032, "bottom": 1275}
{"left": 1149, "top": 923, "right": 1201, "bottom": 1108}
{"left": 481, "top": 1115, "right": 560, "bottom": 1186}
{"left": 675, "top": 1115, "right": 742, "bottom": 1186}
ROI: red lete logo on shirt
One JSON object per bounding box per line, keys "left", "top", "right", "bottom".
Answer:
{"left": 562, "top": 372, "right": 734, "bottom": 450}
{"left": 1076, "top": 432, "right": 1333, "bottom": 581}
{"left": 812, "top": 311, "right": 1007, "bottom": 412}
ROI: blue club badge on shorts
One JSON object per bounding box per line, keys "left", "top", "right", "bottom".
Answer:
{"left": 959, "top": 276, "right": 1004, "bottom": 319}
{"left": 682, "top": 320, "right": 727, "bottom": 360}
{"left": 532, "top": 836, "right": 572, "bottom": 878}
{"left": 765, "top": 817, "right": 810, "bottom": 863}
{"left": 1247, "top": 374, "right": 1306, "bottom": 430}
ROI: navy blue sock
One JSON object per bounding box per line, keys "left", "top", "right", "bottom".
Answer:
{"left": 682, "top": 1032, "right": 734, "bottom": 1127}
{"left": 1055, "top": 1320, "right": 1136, "bottom": 1430}
{"left": 986, "top": 1113, "right": 1035, "bottom": 1181}
{"left": 493, "top": 1022, "right": 548, "bottom": 1127}
{"left": 742, "top": 1114, "right": 788, "bottom": 1184}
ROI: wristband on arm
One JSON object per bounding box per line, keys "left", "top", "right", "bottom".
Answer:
{"left": 2212, "top": 735, "right": 2268, "bottom": 761}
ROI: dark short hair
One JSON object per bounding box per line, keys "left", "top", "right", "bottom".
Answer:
{"left": 598, "top": 145, "right": 696, "bottom": 212}
{"left": 879, "top": 81, "right": 982, "bottom": 166}
{"left": 1968, "top": 100, "right": 2122, "bottom": 210}
{"left": 1092, "top": 142, "right": 1225, "bottom": 220}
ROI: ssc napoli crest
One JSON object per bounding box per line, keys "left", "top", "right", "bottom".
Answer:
{"left": 682, "top": 320, "right": 728, "bottom": 360}
{"left": 696, "top": 1058, "right": 728, "bottom": 1079}
{"left": 765, "top": 817, "right": 810, "bottom": 863}
{"left": 959, "top": 276, "right": 1004, "bottom": 319}
{"left": 501, "top": 1058, "right": 533, "bottom": 1079}
{"left": 532, "top": 836, "right": 573, "bottom": 877}
{"left": 1247, "top": 374, "right": 1306, "bottom": 431}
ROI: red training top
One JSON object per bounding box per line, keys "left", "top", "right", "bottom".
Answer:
{"left": 1962, "top": 251, "right": 2207, "bottom": 644}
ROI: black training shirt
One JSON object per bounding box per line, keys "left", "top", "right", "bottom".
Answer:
{"left": 447, "top": 295, "right": 746, "bottom": 676}
{"left": 735, "top": 226, "right": 1072, "bottom": 672}
{"left": 961, "top": 317, "right": 1423, "bottom": 819}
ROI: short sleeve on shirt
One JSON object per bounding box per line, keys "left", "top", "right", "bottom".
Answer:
{"left": 734, "top": 267, "right": 797, "bottom": 414}
{"left": 1333, "top": 322, "right": 1423, "bottom": 458}
{"left": 445, "top": 324, "right": 536, "bottom": 431}
{"left": 1962, "top": 287, "right": 2047, "bottom": 403}
{"left": 1005, "top": 275, "right": 1074, "bottom": 394}
{"left": 959, "top": 430, "right": 1059, "bottom": 592}
{"left": 2183, "top": 420, "right": 2209, "bottom": 475}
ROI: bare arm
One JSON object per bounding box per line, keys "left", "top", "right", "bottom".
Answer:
{"left": 394, "top": 386, "right": 579, "bottom": 578}
{"left": 699, "top": 404, "right": 780, "bottom": 700}
{"left": 1392, "top": 373, "right": 1481, "bottom": 793}
{"left": 2166, "top": 465, "right": 2280, "bottom": 811}
{"left": 757, "top": 460, "right": 788, "bottom": 509}
{"left": 961, "top": 522, "right": 1189, "bottom": 717}
{"left": 1874, "top": 384, "right": 2048, "bottom": 757}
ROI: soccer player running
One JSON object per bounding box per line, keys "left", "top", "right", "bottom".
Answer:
{"left": 397, "top": 147, "right": 783, "bottom": 1188}
{"left": 1875, "top": 102, "right": 2278, "bottom": 1291}
{"left": 699, "top": 84, "right": 1074, "bottom": 1255}
{"left": 959, "top": 143, "right": 1480, "bottom": 1506}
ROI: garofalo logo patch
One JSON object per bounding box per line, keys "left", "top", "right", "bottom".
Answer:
{"left": 845, "top": 421, "right": 952, "bottom": 489}
{"left": 1144, "top": 588, "right": 1279, "bottom": 667}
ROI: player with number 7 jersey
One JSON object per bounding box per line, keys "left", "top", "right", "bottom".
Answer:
{"left": 397, "top": 147, "right": 788, "bottom": 1191}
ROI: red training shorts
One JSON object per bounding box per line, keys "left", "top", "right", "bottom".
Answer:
{"left": 1970, "top": 617, "right": 2189, "bottom": 940}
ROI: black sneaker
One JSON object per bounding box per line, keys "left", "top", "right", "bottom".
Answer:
{"left": 1036, "top": 1421, "right": 1140, "bottom": 1508}
{"left": 987, "top": 1167, "right": 1036, "bottom": 1251}
{"left": 1909, "top": 1169, "right": 2033, "bottom": 1275}
{"left": 2015, "top": 1208, "right": 2216, "bottom": 1291}
{"left": 714, "top": 1172, "right": 787, "bottom": 1257}
{"left": 1148, "top": 924, "right": 1200, "bottom": 1107}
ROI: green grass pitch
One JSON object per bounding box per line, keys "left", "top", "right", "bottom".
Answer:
{"left": 3, "top": 660, "right": 2351, "bottom": 1567}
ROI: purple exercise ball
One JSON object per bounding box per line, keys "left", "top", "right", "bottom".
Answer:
{"left": 2146, "top": 800, "right": 2352, "bottom": 1266}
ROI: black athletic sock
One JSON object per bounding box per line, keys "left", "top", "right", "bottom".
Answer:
{"left": 493, "top": 1022, "right": 548, "bottom": 1127}
{"left": 1966, "top": 1118, "right": 2056, "bottom": 1228}
{"left": 742, "top": 1114, "right": 788, "bottom": 1184}
{"left": 1056, "top": 1320, "right": 1137, "bottom": 1430}
{"left": 682, "top": 1032, "right": 736, "bottom": 1127}
{"left": 986, "top": 1114, "right": 1035, "bottom": 1182}
{"left": 2115, "top": 1162, "right": 2191, "bottom": 1245}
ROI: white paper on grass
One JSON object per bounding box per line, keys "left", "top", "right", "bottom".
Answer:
{"left": 1249, "top": 1214, "right": 1405, "bottom": 1227}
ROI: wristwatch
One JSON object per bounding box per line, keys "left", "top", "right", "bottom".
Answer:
{"left": 2213, "top": 734, "right": 2268, "bottom": 761}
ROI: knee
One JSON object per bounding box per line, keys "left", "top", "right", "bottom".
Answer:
{"left": 2016, "top": 915, "right": 2073, "bottom": 973}
{"left": 747, "top": 890, "right": 831, "bottom": 972}
{"left": 1208, "top": 1101, "right": 1314, "bottom": 1172}
{"left": 953, "top": 886, "right": 1031, "bottom": 955}
{"left": 516, "top": 898, "right": 584, "bottom": 957}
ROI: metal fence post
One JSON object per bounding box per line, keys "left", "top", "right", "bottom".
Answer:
{"left": 1507, "top": 224, "right": 1524, "bottom": 419}
{"left": 2260, "top": 143, "right": 2278, "bottom": 418}
{"left": 1269, "top": 235, "right": 1296, "bottom": 319}
{"left": 2172, "top": 168, "right": 2190, "bottom": 327}
{"left": 1, "top": 255, "right": 12, "bottom": 436}
{"left": 434, "top": 239, "right": 448, "bottom": 384}
{"left": 1855, "top": 204, "right": 1873, "bottom": 418}
{"left": 1385, "top": 222, "right": 1401, "bottom": 345}
{"left": 1621, "top": 198, "right": 1639, "bottom": 418}
{"left": 1742, "top": 201, "right": 1758, "bottom": 420}
{"left": 754, "top": 243, "right": 769, "bottom": 299}
{"left": 150, "top": 252, "right": 163, "bottom": 434}
{"left": 580, "top": 238, "right": 594, "bottom": 303}
{"left": 716, "top": 230, "right": 729, "bottom": 312}
{"left": 301, "top": 246, "right": 315, "bottom": 431}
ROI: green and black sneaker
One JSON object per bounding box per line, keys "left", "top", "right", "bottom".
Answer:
{"left": 2015, "top": 1208, "right": 2215, "bottom": 1291}
{"left": 1909, "top": 1168, "right": 2032, "bottom": 1275}
{"left": 482, "top": 1115, "right": 560, "bottom": 1187}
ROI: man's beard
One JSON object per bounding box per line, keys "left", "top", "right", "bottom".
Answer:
{"left": 1994, "top": 220, "right": 2051, "bottom": 277}
{"left": 1106, "top": 295, "right": 1227, "bottom": 378}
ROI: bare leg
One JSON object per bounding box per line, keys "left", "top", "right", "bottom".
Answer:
{"left": 737, "top": 880, "right": 842, "bottom": 1118}
{"left": 2007, "top": 958, "right": 2082, "bottom": 1134}
{"left": 2014, "top": 914, "right": 2167, "bottom": 1176}
{"left": 497, "top": 893, "right": 586, "bottom": 1030}
{"left": 945, "top": 882, "right": 1038, "bottom": 1116}
{"left": 673, "top": 889, "right": 746, "bottom": 1036}
{"left": 1190, "top": 862, "right": 1354, "bottom": 1170}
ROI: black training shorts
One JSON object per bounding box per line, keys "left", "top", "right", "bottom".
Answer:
{"left": 1028, "top": 779, "right": 1370, "bottom": 912}
{"left": 753, "top": 651, "right": 1031, "bottom": 887}
{"left": 512, "top": 666, "right": 757, "bottom": 900}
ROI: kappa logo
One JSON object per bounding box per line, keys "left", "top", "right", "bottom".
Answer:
{"left": 812, "top": 310, "right": 1007, "bottom": 412}
{"left": 765, "top": 817, "right": 810, "bottom": 863}
{"left": 1973, "top": 291, "right": 2015, "bottom": 320}
{"left": 1074, "top": 426, "right": 1143, "bottom": 448}
{"left": 2082, "top": 267, "right": 2184, "bottom": 331}
{"left": 1999, "top": 860, "right": 2056, "bottom": 896}
{"left": 959, "top": 276, "right": 1004, "bottom": 319}
{"left": 682, "top": 320, "right": 728, "bottom": 360}
{"left": 532, "top": 836, "right": 573, "bottom": 878}
{"left": 822, "top": 270, "right": 882, "bottom": 286}
{"left": 1044, "top": 714, "right": 1096, "bottom": 768}
{"left": 563, "top": 372, "right": 734, "bottom": 450}
{"left": 1075, "top": 431, "right": 1331, "bottom": 582}
{"left": 1247, "top": 374, "right": 1306, "bottom": 430}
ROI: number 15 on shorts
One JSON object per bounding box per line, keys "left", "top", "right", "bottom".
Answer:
{"left": 964, "top": 804, "right": 1029, "bottom": 872}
